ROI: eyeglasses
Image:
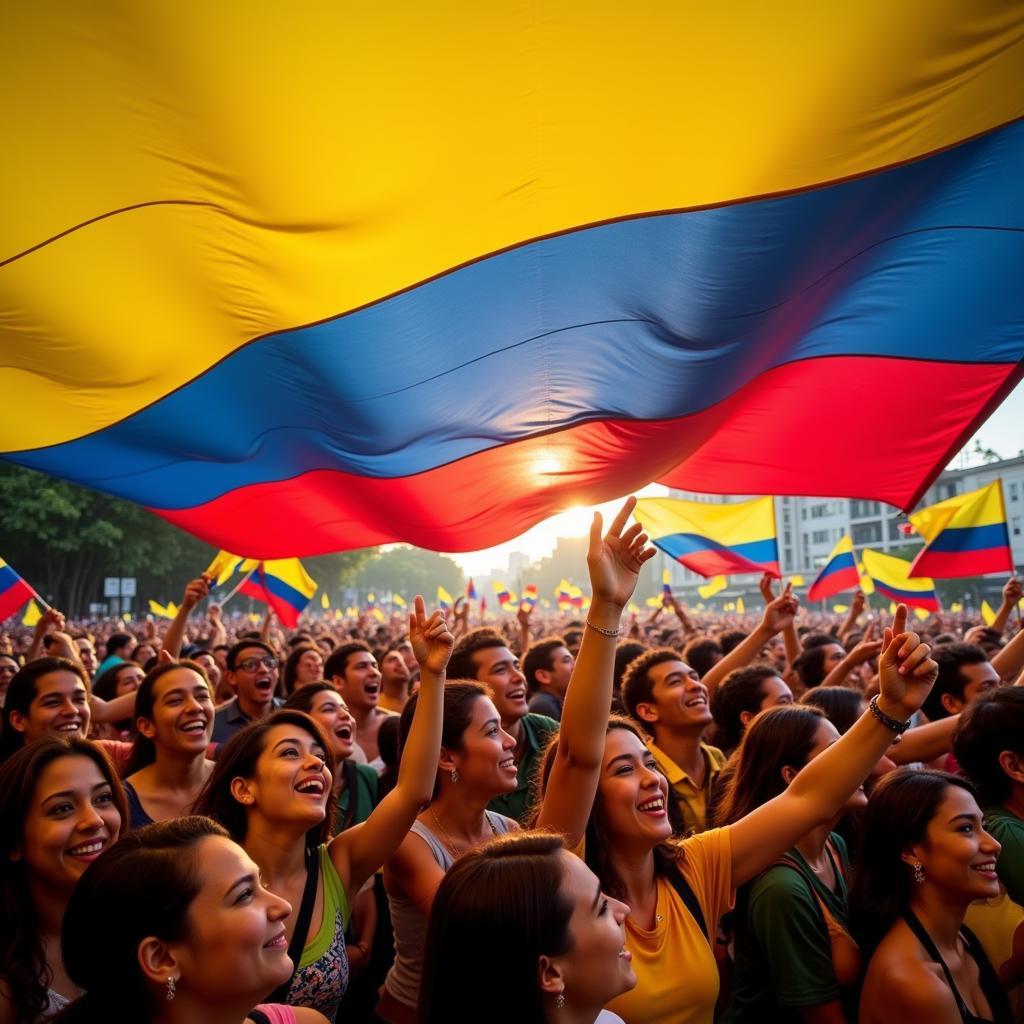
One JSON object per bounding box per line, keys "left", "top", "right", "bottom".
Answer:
{"left": 235, "top": 656, "right": 278, "bottom": 672}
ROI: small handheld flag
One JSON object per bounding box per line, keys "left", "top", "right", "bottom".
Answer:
{"left": 321, "top": 592, "right": 330, "bottom": 610}
{"left": 205, "top": 550, "right": 244, "bottom": 586}
{"left": 909, "top": 481, "right": 1013, "bottom": 579}
{"left": 981, "top": 600, "right": 997, "bottom": 627}
{"left": 466, "top": 578, "right": 478, "bottom": 601}
{"left": 635, "top": 496, "right": 780, "bottom": 578}
{"left": 0, "top": 558, "right": 37, "bottom": 622}
{"left": 807, "top": 537, "right": 860, "bottom": 602}
{"left": 22, "top": 599, "right": 42, "bottom": 626}
{"left": 239, "top": 559, "right": 318, "bottom": 627}
{"left": 437, "top": 586, "right": 454, "bottom": 610}
{"left": 861, "top": 549, "right": 939, "bottom": 612}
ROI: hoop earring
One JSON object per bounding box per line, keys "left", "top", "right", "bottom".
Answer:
{"left": 555, "top": 992, "right": 566, "bottom": 1009}
{"left": 450, "top": 768, "right": 459, "bottom": 783}
{"left": 166, "top": 976, "right": 177, "bottom": 1001}
{"left": 913, "top": 862, "right": 925, "bottom": 884}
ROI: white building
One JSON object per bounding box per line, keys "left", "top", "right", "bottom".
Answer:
{"left": 664, "top": 453, "right": 1024, "bottom": 605}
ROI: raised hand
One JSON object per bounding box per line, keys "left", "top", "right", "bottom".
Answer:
{"left": 588, "top": 497, "right": 657, "bottom": 609}
{"left": 1004, "top": 576, "right": 1022, "bottom": 607}
{"left": 877, "top": 604, "right": 938, "bottom": 719}
{"left": 408, "top": 595, "right": 454, "bottom": 675}
{"left": 181, "top": 576, "right": 211, "bottom": 612}
{"left": 759, "top": 572, "right": 775, "bottom": 604}
{"left": 36, "top": 607, "right": 65, "bottom": 636}
{"left": 516, "top": 601, "right": 533, "bottom": 629}
{"left": 761, "top": 583, "right": 799, "bottom": 635}
{"left": 851, "top": 589, "right": 867, "bottom": 616}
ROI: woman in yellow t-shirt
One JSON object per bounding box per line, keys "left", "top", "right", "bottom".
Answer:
{"left": 530, "top": 497, "right": 941, "bottom": 1024}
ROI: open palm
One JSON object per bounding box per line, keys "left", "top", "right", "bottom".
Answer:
{"left": 587, "top": 496, "right": 657, "bottom": 608}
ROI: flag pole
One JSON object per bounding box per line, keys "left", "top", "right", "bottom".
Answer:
{"left": 218, "top": 569, "right": 255, "bottom": 609}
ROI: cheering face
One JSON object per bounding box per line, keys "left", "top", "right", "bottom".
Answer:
{"left": 15, "top": 754, "right": 122, "bottom": 889}
{"left": 338, "top": 651, "right": 382, "bottom": 711}
{"left": 470, "top": 646, "right": 529, "bottom": 726}
{"left": 821, "top": 644, "right": 845, "bottom": 674}
{"left": 192, "top": 651, "right": 221, "bottom": 690}
{"left": 597, "top": 728, "right": 673, "bottom": 848}
{"left": 541, "top": 647, "right": 575, "bottom": 699}
{"left": 11, "top": 669, "right": 91, "bottom": 743}
{"left": 307, "top": 690, "right": 357, "bottom": 760}
{"left": 295, "top": 649, "right": 324, "bottom": 686}
{"left": 230, "top": 647, "right": 279, "bottom": 707}
{"left": 114, "top": 663, "right": 145, "bottom": 696}
{"left": 141, "top": 668, "right": 214, "bottom": 756}
{"left": 165, "top": 836, "right": 294, "bottom": 1003}
{"left": 549, "top": 851, "right": 636, "bottom": 1008}
{"left": 133, "top": 644, "right": 158, "bottom": 667}
{"left": 795, "top": 718, "right": 867, "bottom": 815}
{"left": 239, "top": 724, "right": 332, "bottom": 829}
{"left": 380, "top": 650, "right": 410, "bottom": 688}
{"left": 447, "top": 696, "right": 518, "bottom": 796}
{"left": 0, "top": 655, "right": 18, "bottom": 703}
{"left": 757, "top": 675, "right": 793, "bottom": 712}
{"left": 644, "top": 660, "right": 712, "bottom": 731}
{"left": 75, "top": 638, "right": 98, "bottom": 676}
{"left": 906, "top": 786, "right": 1001, "bottom": 903}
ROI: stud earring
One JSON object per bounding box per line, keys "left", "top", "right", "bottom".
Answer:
{"left": 913, "top": 862, "right": 925, "bottom": 884}
{"left": 166, "top": 976, "right": 177, "bottom": 1001}
{"left": 450, "top": 768, "right": 459, "bottom": 783}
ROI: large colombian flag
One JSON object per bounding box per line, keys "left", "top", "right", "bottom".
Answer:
{"left": 2, "top": 6, "right": 1023, "bottom": 557}
{"left": 807, "top": 537, "right": 861, "bottom": 603}
{"left": 635, "top": 497, "right": 779, "bottom": 578}
{"left": 861, "top": 549, "right": 940, "bottom": 612}
{"left": 908, "top": 481, "right": 1014, "bottom": 578}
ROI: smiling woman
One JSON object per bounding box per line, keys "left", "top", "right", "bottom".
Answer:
{"left": 121, "top": 662, "right": 217, "bottom": 830}
{"left": 52, "top": 816, "right": 329, "bottom": 1024}
{"left": 195, "top": 596, "right": 451, "bottom": 1020}
{"left": 0, "top": 737, "right": 127, "bottom": 1023}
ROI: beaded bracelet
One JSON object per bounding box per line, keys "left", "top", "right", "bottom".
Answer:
{"left": 868, "top": 694, "right": 911, "bottom": 744}
{"left": 585, "top": 619, "right": 621, "bottom": 638}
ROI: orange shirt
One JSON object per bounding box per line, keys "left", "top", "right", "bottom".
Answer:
{"left": 604, "top": 826, "right": 734, "bottom": 1024}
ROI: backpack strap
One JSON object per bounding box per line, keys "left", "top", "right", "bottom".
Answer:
{"left": 265, "top": 847, "right": 320, "bottom": 1004}
{"left": 665, "top": 865, "right": 710, "bottom": 944}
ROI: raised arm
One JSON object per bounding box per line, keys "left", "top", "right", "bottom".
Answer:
{"left": 516, "top": 601, "right": 532, "bottom": 655}
{"left": 161, "top": 576, "right": 210, "bottom": 658}
{"left": 820, "top": 624, "right": 882, "bottom": 688}
{"left": 331, "top": 596, "right": 449, "bottom": 895}
{"left": 992, "top": 576, "right": 1022, "bottom": 636}
{"left": 839, "top": 590, "right": 867, "bottom": 643}
{"left": 536, "top": 497, "right": 655, "bottom": 848}
{"left": 995, "top": 622, "right": 1024, "bottom": 683}
{"left": 729, "top": 605, "right": 938, "bottom": 885}
{"left": 702, "top": 585, "right": 799, "bottom": 698}
{"left": 760, "top": 573, "right": 801, "bottom": 669}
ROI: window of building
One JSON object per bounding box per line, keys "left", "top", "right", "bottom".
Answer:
{"left": 1011, "top": 482, "right": 1020, "bottom": 502}
{"left": 812, "top": 529, "right": 830, "bottom": 544}
{"left": 852, "top": 521, "right": 883, "bottom": 545}
{"left": 1013, "top": 517, "right": 1022, "bottom": 538}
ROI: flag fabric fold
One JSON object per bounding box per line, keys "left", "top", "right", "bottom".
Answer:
{"left": 635, "top": 496, "right": 780, "bottom": 578}
{"left": 861, "top": 549, "right": 939, "bottom": 612}
{"left": 2, "top": 5, "right": 1023, "bottom": 557}
{"left": 908, "top": 481, "right": 1014, "bottom": 578}
{"left": 807, "top": 537, "right": 861, "bottom": 603}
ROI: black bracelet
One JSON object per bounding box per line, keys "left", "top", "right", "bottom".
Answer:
{"left": 868, "top": 695, "right": 911, "bottom": 744}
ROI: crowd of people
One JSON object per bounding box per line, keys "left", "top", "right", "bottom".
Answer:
{"left": 1, "top": 496, "right": 1023, "bottom": 1024}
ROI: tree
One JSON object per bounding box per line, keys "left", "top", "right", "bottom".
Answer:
{"left": 350, "top": 546, "right": 464, "bottom": 600}
{"left": 0, "top": 465, "right": 379, "bottom": 617}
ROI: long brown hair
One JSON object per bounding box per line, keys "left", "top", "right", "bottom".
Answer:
{"left": 57, "top": 817, "right": 230, "bottom": 1022}
{"left": 713, "top": 705, "right": 825, "bottom": 827}
{"left": 193, "top": 709, "right": 334, "bottom": 851}
{"left": 535, "top": 715, "right": 686, "bottom": 900}
{"left": 420, "top": 831, "right": 572, "bottom": 1023}
{"left": 0, "top": 739, "right": 128, "bottom": 1023}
